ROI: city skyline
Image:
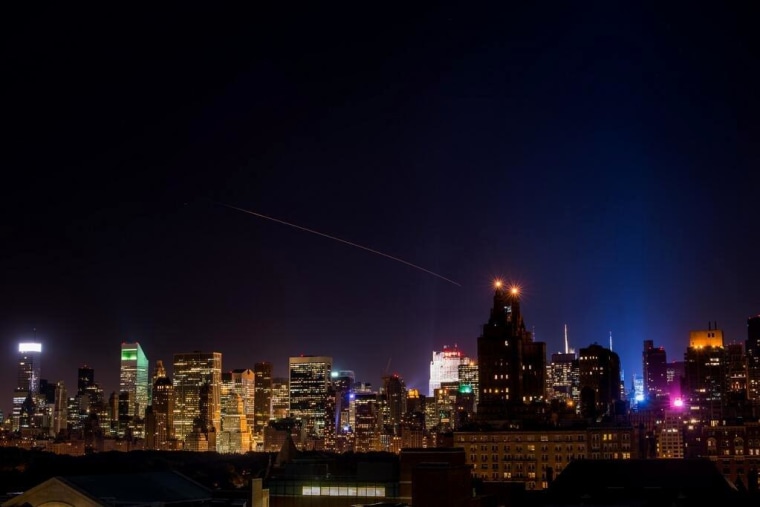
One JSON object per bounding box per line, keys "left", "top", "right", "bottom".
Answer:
{"left": 2, "top": 5, "right": 756, "bottom": 418}
{"left": 2, "top": 290, "right": 756, "bottom": 418}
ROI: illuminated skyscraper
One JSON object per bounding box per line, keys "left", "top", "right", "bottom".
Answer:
{"left": 227, "top": 368, "right": 255, "bottom": 431}
{"left": 146, "top": 361, "right": 174, "bottom": 450}
{"left": 331, "top": 370, "right": 354, "bottom": 433}
{"left": 289, "top": 355, "right": 332, "bottom": 439}
{"left": 683, "top": 325, "right": 726, "bottom": 424}
{"left": 52, "top": 381, "right": 67, "bottom": 437}
{"left": 458, "top": 362, "right": 479, "bottom": 411}
{"left": 119, "top": 342, "right": 149, "bottom": 419}
{"left": 271, "top": 377, "right": 290, "bottom": 420}
{"left": 381, "top": 373, "right": 406, "bottom": 435}
{"left": 11, "top": 342, "right": 42, "bottom": 430}
{"left": 429, "top": 345, "right": 473, "bottom": 397}
{"left": 354, "top": 384, "right": 380, "bottom": 452}
{"left": 547, "top": 351, "right": 579, "bottom": 404}
{"left": 219, "top": 372, "right": 253, "bottom": 453}
{"left": 173, "top": 351, "right": 222, "bottom": 447}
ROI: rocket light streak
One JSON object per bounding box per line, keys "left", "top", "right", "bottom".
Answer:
{"left": 217, "top": 202, "right": 462, "bottom": 287}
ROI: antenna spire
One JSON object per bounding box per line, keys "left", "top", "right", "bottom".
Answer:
{"left": 609, "top": 330, "right": 613, "bottom": 351}
{"left": 564, "top": 324, "right": 569, "bottom": 354}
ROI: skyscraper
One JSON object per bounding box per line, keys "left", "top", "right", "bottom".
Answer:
{"left": 219, "top": 372, "right": 253, "bottom": 453}
{"left": 77, "top": 366, "right": 95, "bottom": 396}
{"left": 146, "top": 361, "right": 174, "bottom": 450}
{"left": 253, "top": 362, "right": 273, "bottom": 435}
{"left": 11, "top": 342, "right": 42, "bottom": 430}
{"left": 429, "top": 345, "right": 473, "bottom": 397}
{"left": 271, "top": 377, "right": 290, "bottom": 420}
{"left": 119, "top": 342, "right": 149, "bottom": 419}
{"left": 642, "top": 340, "right": 668, "bottom": 403}
{"left": 382, "top": 373, "right": 406, "bottom": 435}
{"left": 52, "top": 381, "right": 67, "bottom": 437}
{"left": 476, "top": 281, "right": 545, "bottom": 423}
{"left": 289, "top": 355, "right": 332, "bottom": 439}
{"left": 683, "top": 325, "right": 726, "bottom": 424}
{"left": 578, "top": 343, "right": 622, "bottom": 418}
{"left": 331, "top": 370, "right": 354, "bottom": 434}
{"left": 547, "top": 351, "right": 579, "bottom": 404}
{"left": 173, "top": 351, "right": 222, "bottom": 447}
{"left": 746, "top": 315, "right": 760, "bottom": 403}
{"left": 228, "top": 368, "right": 255, "bottom": 431}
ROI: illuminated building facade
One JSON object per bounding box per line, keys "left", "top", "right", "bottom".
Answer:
{"left": 642, "top": 340, "right": 668, "bottom": 403}
{"left": 289, "top": 355, "right": 332, "bottom": 439}
{"left": 547, "top": 352, "right": 579, "bottom": 405}
{"left": 382, "top": 374, "right": 406, "bottom": 435}
{"left": 218, "top": 379, "right": 252, "bottom": 454}
{"left": 354, "top": 385, "right": 381, "bottom": 452}
{"left": 456, "top": 426, "right": 635, "bottom": 489}
{"left": 683, "top": 325, "right": 726, "bottom": 424}
{"left": 429, "top": 345, "right": 474, "bottom": 397}
{"left": 226, "top": 368, "right": 255, "bottom": 431}
{"left": 271, "top": 377, "right": 290, "bottom": 420}
{"left": 657, "top": 410, "right": 684, "bottom": 458}
{"left": 12, "top": 342, "right": 42, "bottom": 431}
{"left": 172, "top": 351, "right": 222, "bottom": 447}
{"left": 331, "top": 370, "right": 354, "bottom": 433}
{"left": 458, "top": 362, "right": 479, "bottom": 411}
{"left": 253, "top": 362, "right": 273, "bottom": 435}
{"left": 52, "top": 381, "right": 67, "bottom": 437}
{"left": 147, "top": 368, "right": 174, "bottom": 450}
{"left": 119, "top": 342, "right": 149, "bottom": 419}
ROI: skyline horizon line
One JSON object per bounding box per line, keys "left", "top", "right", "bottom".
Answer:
{"left": 6, "top": 313, "right": 758, "bottom": 410}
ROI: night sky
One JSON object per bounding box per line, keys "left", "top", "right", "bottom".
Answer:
{"left": 2, "top": 4, "right": 757, "bottom": 416}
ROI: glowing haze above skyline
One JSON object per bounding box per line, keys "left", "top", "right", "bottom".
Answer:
{"left": 1, "top": 3, "right": 757, "bottom": 415}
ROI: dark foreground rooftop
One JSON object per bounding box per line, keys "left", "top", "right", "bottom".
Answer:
{"left": 544, "top": 458, "right": 745, "bottom": 505}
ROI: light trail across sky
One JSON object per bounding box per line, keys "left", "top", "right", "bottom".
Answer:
{"left": 216, "top": 202, "right": 461, "bottom": 287}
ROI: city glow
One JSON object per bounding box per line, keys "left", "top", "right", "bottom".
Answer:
{"left": 19, "top": 342, "right": 42, "bottom": 353}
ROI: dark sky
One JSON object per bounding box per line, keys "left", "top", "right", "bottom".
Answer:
{"left": 2, "top": 3, "right": 757, "bottom": 415}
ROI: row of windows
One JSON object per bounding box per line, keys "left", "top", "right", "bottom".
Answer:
{"left": 458, "top": 434, "right": 589, "bottom": 443}
{"left": 301, "top": 486, "right": 386, "bottom": 497}
{"left": 470, "top": 454, "right": 584, "bottom": 463}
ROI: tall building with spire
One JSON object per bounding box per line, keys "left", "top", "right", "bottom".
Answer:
{"left": 119, "top": 342, "right": 149, "bottom": 419}
{"left": 476, "top": 280, "right": 546, "bottom": 424}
